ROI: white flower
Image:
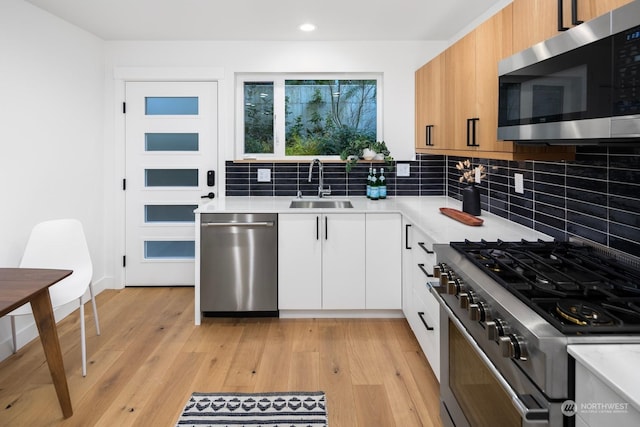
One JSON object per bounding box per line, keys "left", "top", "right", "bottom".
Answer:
{"left": 456, "top": 160, "right": 486, "bottom": 183}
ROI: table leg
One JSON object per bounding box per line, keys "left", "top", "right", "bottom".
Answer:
{"left": 30, "top": 289, "right": 73, "bottom": 418}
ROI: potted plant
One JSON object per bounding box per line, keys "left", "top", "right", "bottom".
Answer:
{"left": 340, "top": 139, "right": 394, "bottom": 172}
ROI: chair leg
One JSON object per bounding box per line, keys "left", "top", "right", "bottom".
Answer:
{"left": 80, "top": 299, "right": 87, "bottom": 377}
{"left": 89, "top": 283, "right": 100, "bottom": 336}
{"left": 10, "top": 317, "right": 18, "bottom": 354}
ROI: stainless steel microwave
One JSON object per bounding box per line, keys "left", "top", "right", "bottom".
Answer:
{"left": 498, "top": 0, "right": 640, "bottom": 144}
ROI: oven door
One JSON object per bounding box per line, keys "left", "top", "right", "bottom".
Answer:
{"left": 434, "top": 291, "right": 554, "bottom": 427}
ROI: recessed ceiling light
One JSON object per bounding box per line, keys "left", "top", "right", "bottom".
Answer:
{"left": 299, "top": 23, "right": 316, "bottom": 32}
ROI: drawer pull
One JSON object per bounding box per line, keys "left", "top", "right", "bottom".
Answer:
{"left": 417, "top": 312, "right": 435, "bottom": 331}
{"left": 417, "top": 242, "right": 434, "bottom": 254}
{"left": 417, "top": 263, "right": 434, "bottom": 278}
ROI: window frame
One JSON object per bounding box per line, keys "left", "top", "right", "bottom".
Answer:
{"left": 235, "top": 73, "right": 383, "bottom": 160}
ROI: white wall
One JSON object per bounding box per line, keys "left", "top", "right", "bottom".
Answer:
{"left": 0, "top": 0, "right": 106, "bottom": 360}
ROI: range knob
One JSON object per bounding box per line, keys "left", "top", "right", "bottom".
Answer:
{"left": 447, "top": 278, "right": 465, "bottom": 295}
{"left": 486, "top": 319, "right": 509, "bottom": 341}
{"left": 469, "top": 301, "right": 489, "bottom": 322}
{"left": 498, "top": 334, "right": 528, "bottom": 361}
{"left": 459, "top": 291, "right": 476, "bottom": 309}
{"left": 433, "top": 263, "right": 448, "bottom": 278}
{"left": 440, "top": 269, "right": 457, "bottom": 289}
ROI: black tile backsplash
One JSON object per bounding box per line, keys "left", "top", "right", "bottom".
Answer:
{"left": 448, "top": 146, "right": 640, "bottom": 258}
{"left": 225, "top": 153, "right": 446, "bottom": 199}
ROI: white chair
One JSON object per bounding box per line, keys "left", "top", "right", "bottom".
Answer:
{"left": 8, "top": 219, "right": 101, "bottom": 377}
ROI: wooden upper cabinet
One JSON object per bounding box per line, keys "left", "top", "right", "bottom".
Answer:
{"left": 512, "top": 0, "right": 563, "bottom": 52}
{"left": 415, "top": 57, "right": 443, "bottom": 150}
{"left": 445, "top": 31, "right": 477, "bottom": 152}
{"left": 512, "top": 0, "right": 634, "bottom": 53}
{"left": 473, "top": 6, "right": 514, "bottom": 154}
{"left": 574, "top": 0, "right": 634, "bottom": 25}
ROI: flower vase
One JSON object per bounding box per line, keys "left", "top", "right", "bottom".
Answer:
{"left": 462, "top": 184, "right": 481, "bottom": 216}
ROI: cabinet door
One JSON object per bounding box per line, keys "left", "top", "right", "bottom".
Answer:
{"left": 475, "top": 5, "right": 514, "bottom": 153}
{"left": 578, "top": 0, "right": 634, "bottom": 22}
{"left": 365, "top": 213, "right": 402, "bottom": 309}
{"left": 415, "top": 55, "right": 445, "bottom": 151}
{"left": 512, "top": 0, "right": 564, "bottom": 52}
{"left": 278, "top": 213, "right": 322, "bottom": 309}
{"left": 445, "top": 31, "right": 477, "bottom": 152}
{"left": 322, "top": 214, "right": 366, "bottom": 309}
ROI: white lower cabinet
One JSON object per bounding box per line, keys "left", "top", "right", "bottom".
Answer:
{"left": 402, "top": 218, "right": 440, "bottom": 381}
{"left": 574, "top": 361, "right": 640, "bottom": 427}
{"left": 278, "top": 214, "right": 323, "bottom": 309}
{"left": 322, "top": 214, "right": 366, "bottom": 309}
{"left": 278, "top": 212, "right": 401, "bottom": 310}
{"left": 365, "top": 213, "right": 402, "bottom": 309}
{"left": 278, "top": 213, "right": 365, "bottom": 310}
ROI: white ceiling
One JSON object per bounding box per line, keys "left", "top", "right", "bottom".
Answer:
{"left": 24, "top": 0, "right": 509, "bottom": 41}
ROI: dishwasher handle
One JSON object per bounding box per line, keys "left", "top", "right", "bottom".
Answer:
{"left": 202, "top": 221, "right": 275, "bottom": 227}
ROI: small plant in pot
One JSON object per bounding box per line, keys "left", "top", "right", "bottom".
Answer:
{"left": 340, "top": 139, "right": 394, "bottom": 172}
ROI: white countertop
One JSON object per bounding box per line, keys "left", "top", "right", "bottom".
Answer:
{"left": 196, "top": 196, "right": 552, "bottom": 243}
{"left": 568, "top": 344, "right": 640, "bottom": 412}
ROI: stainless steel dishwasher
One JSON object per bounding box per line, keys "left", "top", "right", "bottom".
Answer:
{"left": 200, "top": 213, "right": 278, "bottom": 316}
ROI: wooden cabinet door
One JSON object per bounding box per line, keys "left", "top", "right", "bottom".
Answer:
{"left": 322, "top": 214, "right": 366, "bottom": 309}
{"left": 415, "top": 55, "right": 445, "bottom": 150}
{"left": 474, "top": 5, "right": 514, "bottom": 153}
{"left": 445, "top": 31, "right": 477, "bottom": 151}
{"left": 278, "top": 214, "right": 322, "bottom": 310}
{"left": 577, "top": 0, "right": 634, "bottom": 22}
{"left": 512, "top": 0, "right": 564, "bottom": 52}
{"left": 365, "top": 213, "right": 401, "bottom": 309}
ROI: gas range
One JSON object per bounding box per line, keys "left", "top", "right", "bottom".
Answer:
{"left": 449, "top": 240, "right": 640, "bottom": 335}
{"left": 432, "top": 240, "right": 640, "bottom": 426}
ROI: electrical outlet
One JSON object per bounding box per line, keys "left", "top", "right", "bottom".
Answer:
{"left": 397, "top": 163, "right": 410, "bottom": 177}
{"left": 514, "top": 173, "right": 524, "bottom": 194}
{"left": 257, "top": 168, "right": 271, "bottom": 182}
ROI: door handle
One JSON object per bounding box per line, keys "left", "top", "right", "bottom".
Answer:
{"left": 201, "top": 192, "right": 215, "bottom": 199}
{"left": 466, "top": 118, "right": 479, "bottom": 147}
{"left": 405, "top": 224, "right": 412, "bottom": 250}
{"left": 571, "top": 0, "right": 583, "bottom": 25}
{"left": 417, "top": 263, "right": 434, "bottom": 278}
{"left": 417, "top": 312, "right": 434, "bottom": 331}
{"left": 426, "top": 125, "right": 434, "bottom": 146}
{"left": 417, "top": 242, "right": 434, "bottom": 254}
{"left": 557, "top": 0, "right": 569, "bottom": 31}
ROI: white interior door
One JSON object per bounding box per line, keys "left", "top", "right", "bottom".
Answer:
{"left": 125, "top": 81, "right": 217, "bottom": 286}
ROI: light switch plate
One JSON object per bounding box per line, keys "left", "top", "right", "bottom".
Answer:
{"left": 397, "top": 163, "right": 410, "bottom": 177}
{"left": 514, "top": 173, "right": 524, "bottom": 194}
{"left": 257, "top": 168, "right": 271, "bottom": 182}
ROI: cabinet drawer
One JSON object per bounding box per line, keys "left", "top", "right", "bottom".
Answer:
{"left": 408, "top": 282, "right": 440, "bottom": 381}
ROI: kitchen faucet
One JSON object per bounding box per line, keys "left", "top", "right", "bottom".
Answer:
{"left": 308, "top": 158, "right": 331, "bottom": 198}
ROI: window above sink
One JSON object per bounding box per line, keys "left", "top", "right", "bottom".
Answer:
{"left": 236, "top": 73, "right": 382, "bottom": 161}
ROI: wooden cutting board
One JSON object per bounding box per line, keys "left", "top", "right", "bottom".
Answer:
{"left": 439, "top": 207, "right": 484, "bottom": 226}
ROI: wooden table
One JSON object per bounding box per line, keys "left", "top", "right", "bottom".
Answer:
{"left": 0, "top": 268, "right": 73, "bottom": 418}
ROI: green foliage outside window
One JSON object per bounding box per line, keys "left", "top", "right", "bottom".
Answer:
{"left": 242, "top": 79, "right": 378, "bottom": 156}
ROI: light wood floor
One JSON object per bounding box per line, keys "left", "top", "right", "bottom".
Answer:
{"left": 0, "top": 287, "right": 442, "bottom": 427}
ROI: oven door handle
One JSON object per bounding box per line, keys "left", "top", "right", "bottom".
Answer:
{"left": 430, "top": 288, "right": 549, "bottom": 423}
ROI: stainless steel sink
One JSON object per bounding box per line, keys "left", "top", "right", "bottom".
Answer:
{"left": 289, "top": 199, "right": 353, "bottom": 209}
